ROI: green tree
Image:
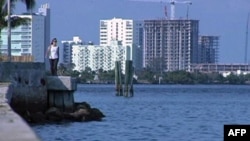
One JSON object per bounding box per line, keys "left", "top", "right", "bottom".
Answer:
{"left": 79, "top": 67, "right": 94, "bottom": 83}
{"left": 225, "top": 73, "right": 240, "bottom": 84}
{"left": 137, "top": 68, "right": 155, "bottom": 83}
{"left": 57, "top": 63, "right": 78, "bottom": 76}
{"left": 98, "top": 69, "right": 115, "bottom": 82}
{"left": 0, "top": 0, "right": 35, "bottom": 57}
{"left": 165, "top": 70, "right": 194, "bottom": 84}
{"left": 57, "top": 63, "right": 67, "bottom": 75}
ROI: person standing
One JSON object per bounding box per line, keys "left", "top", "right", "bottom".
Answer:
{"left": 45, "top": 38, "right": 59, "bottom": 76}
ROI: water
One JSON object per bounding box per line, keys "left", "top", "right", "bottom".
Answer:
{"left": 32, "top": 84, "right": 250, "bottom": 141}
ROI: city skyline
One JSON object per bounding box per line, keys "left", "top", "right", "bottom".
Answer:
{"left": 15, "top": 0, "right": 250, "bottom": 64}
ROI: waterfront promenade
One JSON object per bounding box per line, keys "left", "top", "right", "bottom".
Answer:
{"left": 0, "top": 83, "right": 40, "bottom": 141}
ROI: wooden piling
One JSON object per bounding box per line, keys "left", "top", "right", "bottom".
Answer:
{"left": 115, "top": 61, "right": 123, "bottom": 96}
{"left": 124, "top": 60, "right": 134, "bottom": 97}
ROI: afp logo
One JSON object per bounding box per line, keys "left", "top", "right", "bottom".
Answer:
{"left": 224, "top": 125, "right": 250, "bottom": 141}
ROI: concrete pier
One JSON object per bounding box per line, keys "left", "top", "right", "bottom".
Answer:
{"left": 0, "top": 62, "right": 77, "bottom": 140}
{"left": 46, "top": 76, "right": 77, "bottom": 112}
{"left": 0, "top": 62, "right": 105, "bottom": 140}
{"left": 0, "top": 83, "right": 40, "bottom": 141}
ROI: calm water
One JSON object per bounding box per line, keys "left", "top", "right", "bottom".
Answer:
{"left": 32, "top": 84, "right": 250, "bottom": 141}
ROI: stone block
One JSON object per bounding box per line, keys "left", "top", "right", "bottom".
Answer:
{"left": 46, "top": 76, "right": 77, "bottom": 91}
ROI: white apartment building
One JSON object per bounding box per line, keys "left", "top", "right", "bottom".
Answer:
{"left": 100, "top": 17, "right": 143, "bottom": 70}
{"left": 72, "top": 40, "right": 130, "bottom": 72}
{"left": 61, "top": 36, "right": 83, "bottom": 65}
{"left": 0, "top": 4, "right": 50, "bottom": 62}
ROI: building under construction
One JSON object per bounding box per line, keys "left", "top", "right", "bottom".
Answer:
{"left": 143, "top": 19, "right": 199, "bottom": 72}
{"left": 198, "top": 36, "right": 219, "bottom": 64}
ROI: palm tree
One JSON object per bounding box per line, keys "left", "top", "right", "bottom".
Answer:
{"left": 0, "top": 0, "right": 35, "bottom": 60}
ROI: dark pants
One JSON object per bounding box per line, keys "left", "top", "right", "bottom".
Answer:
{"left": 49, "top": 58, "right": 58, "bottom": 76}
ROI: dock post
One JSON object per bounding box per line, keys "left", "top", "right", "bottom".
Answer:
{"left": 115, "top": 61, "right": 123, "bottom": 96}
{"left": 124, "top": 60, "right": 134, "bottom": 97}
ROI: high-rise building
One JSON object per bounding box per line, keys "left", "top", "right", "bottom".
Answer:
{"left": 61, "top": 36, "right": 83, "bottom": 65}
{"left": 0, "top": 3, "right": 50, "bottom": 63}
{"left": 99, "top": 17, "right": 144, "bottom": 70}
{"left": 38, "top": 3, "right": 50, "bottom": 71}
{"left": 72, "top": 40, "right": 130, "bottom": 72}
{"left": 198, "top": 36, "right": 219, "bottom": 64}
{"left": 143, "top": 19, "right": 199, "bottom": 72}
{"left": 38, "top": 4, "right": 50, "bottom": 54}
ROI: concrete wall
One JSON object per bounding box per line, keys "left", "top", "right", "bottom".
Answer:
{"left": 0, "top": 62, "right": 45, "bottom": 82}
{"left": 0, "top": 63, "right": 77, "bottom": 140}
{"left": 0, "top": 62, "right": 47, "bottom": 114}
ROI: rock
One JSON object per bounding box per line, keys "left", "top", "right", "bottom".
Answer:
{"left": 29, "top": 112, "right": 47, "bottom": 123}
{"left": 74, "top": 102, "right": 91, "bottom": 110}
{"left": 64, "top": 108, "right": 90, "bottom": 122}
{"left": 86, "top": 108, "right": 105, "bottom": 121}
{"left": 21, "top": 102, "right": 105, "bottom": 124}
{"left": 45, "top": 107, "right": 63, "bottom": 122}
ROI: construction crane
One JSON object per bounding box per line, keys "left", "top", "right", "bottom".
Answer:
{"left": 245, "top": 13, "right": 249, "bottom": 64}
{"left": 129, "top": 0, "right": 192, "bottom": 20}
{"left": 164, "top": 5, "right": 168, "bottom": 19}
{"left": 168, "top": 0, "right": 192, "bottom": 20}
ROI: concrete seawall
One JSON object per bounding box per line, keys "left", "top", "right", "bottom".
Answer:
{"left": 0, "top": 62, "right": 44, "bottom": 141}
{"left": 0, "top": 83, "right": 40, "bottom": 141}
{"left": 0, "top": 62, "right": 47, "bottom": 114}
{"left": 0, "top": 62, "right": 105, "bottom": 140}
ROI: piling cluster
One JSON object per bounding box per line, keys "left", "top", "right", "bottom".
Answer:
{"left": 115, "top": 60, "right": 134, "bottom": 97}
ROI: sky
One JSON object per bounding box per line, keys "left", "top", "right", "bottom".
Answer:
{"left": 15, "top": 0, "right": 250, "bottom": 64}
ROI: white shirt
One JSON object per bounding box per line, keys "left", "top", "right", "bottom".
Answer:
{"left": 49, "top": 46, "right": 59, "bottom": 59}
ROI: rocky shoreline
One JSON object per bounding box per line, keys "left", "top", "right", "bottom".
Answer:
{"left": 19, "top": 101, "right": 105, "bottom": 124}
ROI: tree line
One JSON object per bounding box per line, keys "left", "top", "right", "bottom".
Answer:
{"left": 55, "top": 63, "right": 250, "bottom": 85}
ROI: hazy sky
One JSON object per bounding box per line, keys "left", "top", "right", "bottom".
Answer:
{"left": 15, "top": 0, "right": 250, "bottom": 63}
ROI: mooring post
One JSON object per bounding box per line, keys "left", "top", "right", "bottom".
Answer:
{"left": 124, "top": 60, "right": 134, "bottom": 97}
{"left": 115, "top": 61, "right": 123, "bottom": 96}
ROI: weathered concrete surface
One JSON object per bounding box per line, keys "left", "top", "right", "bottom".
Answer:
{"left": 8, "top": 65, "right": 47, "bottom": 114}
{"left": 0, "top": 63, "right": 47, "bottom": 114}
{"left": 47, "top": 76, "right": 77, "bottom": 112}
{"left": 48, "top": 90, "right": 75, "bottom": 112}
{"left": 46, "top": 76, "right": 77, "bottom": 91}
{"left": 0, "top": 84, "right": 40, "bottom": 141}
{"left": 10, "top": 85, "right": 47, "bottom": 114}
{"left": 0, "top": 62, "right": 45, "bottom": 82}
